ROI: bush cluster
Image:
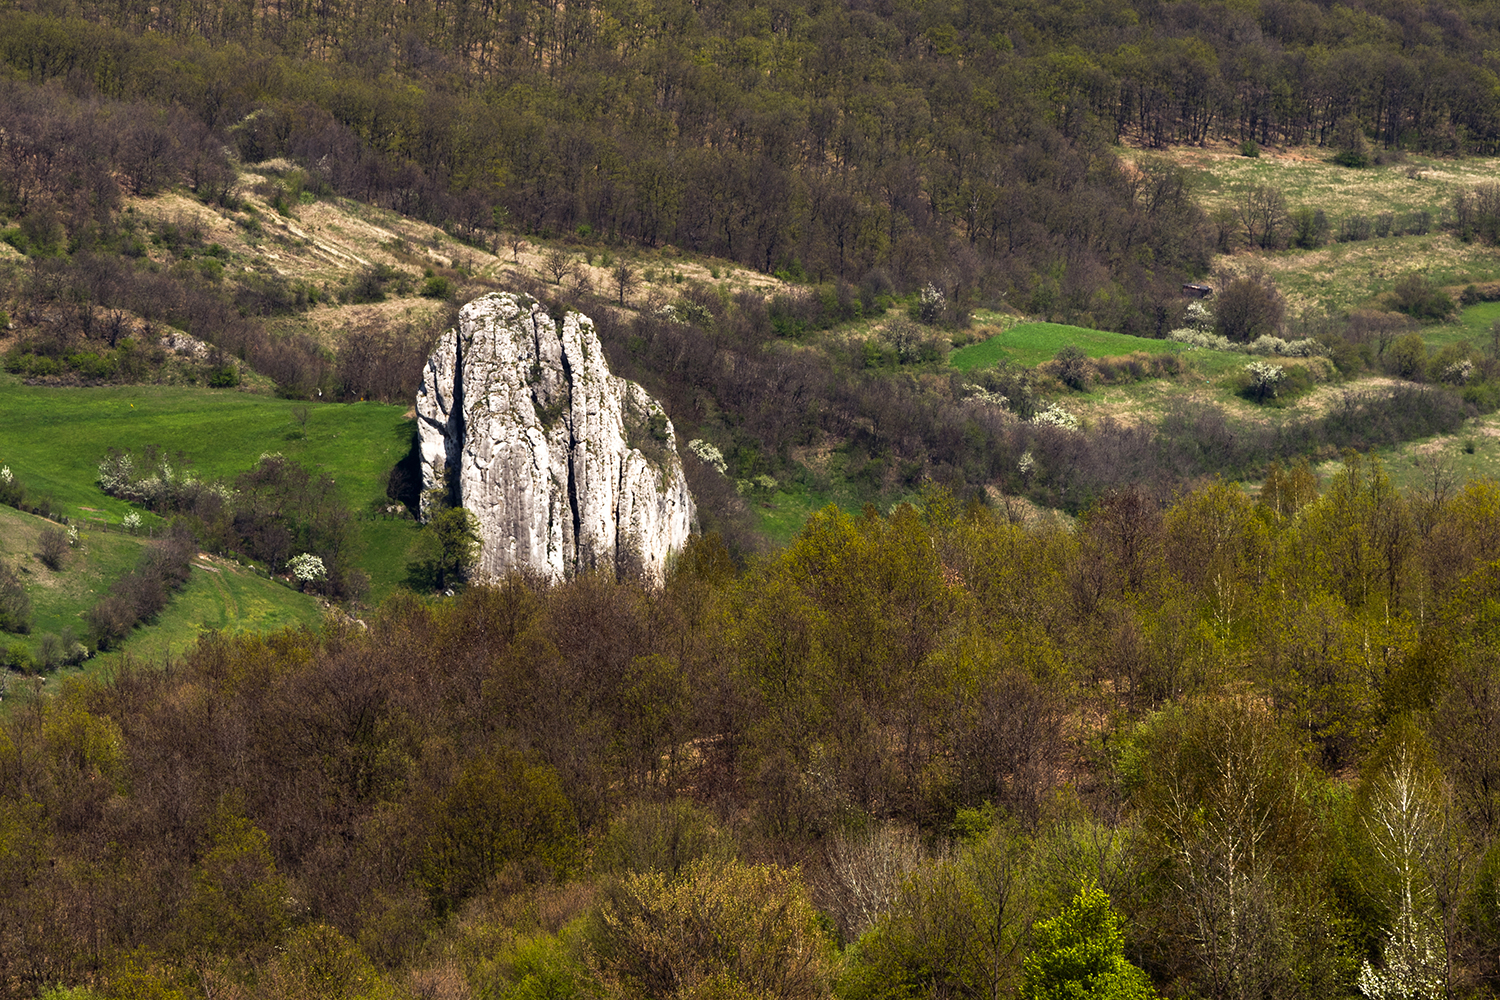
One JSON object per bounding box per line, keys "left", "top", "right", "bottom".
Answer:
{"left": 84, "top": 524, "right": 196, "bottom": 649}
{"left": 97, "top": 448, "right": 366, "bottom": 599}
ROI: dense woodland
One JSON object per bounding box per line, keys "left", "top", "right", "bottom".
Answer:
{"left": 4, "top": 470, "right": 1500, "bottom": 999}
{"left": 9, "top": 0, "right": 1500, "bottom": 335}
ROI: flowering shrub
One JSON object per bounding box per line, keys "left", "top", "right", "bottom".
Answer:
{"left": 98, "top": 448, "right": 236, "bottom": 510}
{"left": 121, "top": 511, "right": 142, "bottom": 531}
{"left": 917, "top": 283, "right": 946, "bottom": 324}
{"left": 1442, "top": 359, "right": 1474, "bottom": 385}
{"left": 1247, "top": 335, "right": 1325, "bottom": 357}
{"left": 1357, "top": 934, "right": 1444, "bottom": 1000}
{"left": 1185, "top": 300, "right": 1214, "bottom": 332}
{"left": 654, "top": 303, "right": 686, "bottom": 325}
{"left": 1245, "top": 360, "right": 1287, "bottom": 402}
{"left": 1168, "top": 328, "right": 1236, "bottom": 352}
{"left": 0, "top": 464, "right": 21, "bottom": 508}
{"left": 1031, "top": 402, "right": 1080, "bottom": 430}
{"left": 736, "top": 474, "right": 778, "bottom": 494}
{"left": 288, "top": 553, "right": 327, "bottom": 583}
{"left": 688, "top": 439, "right": 728, "bottom": 476}
{"left": 1170, "top": 329, "right": 1324, "bottom": 358}
{"left": 965, "top": 384, "right": 1010, "bottom": 408}
{"left": 98, "top": 453, "right": 134, "bottom": 495}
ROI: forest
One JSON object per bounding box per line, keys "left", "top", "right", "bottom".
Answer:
{"left": 6, "top": 0, "right": 1500, "bottom": 994}
{"left": 4, "top": 470, "right": 1500, "bottom": 1000}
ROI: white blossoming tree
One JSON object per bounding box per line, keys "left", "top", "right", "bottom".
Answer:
{"left": 1245, "top": 360, "right": 1286, "bottom": 403}
{"left": 688, "top": 439, "right": 728, "bottom": 476}
{"left": 1031, "top": 402, "right": 1080, "bottom": 430}
{"left": 1356, "top": 723, "right": 1454, "bottom": 1000}
{"left": 288, "top": 553, "right": 328, "bottom": 592}
{"left": 917, "top": 282, "right": 947, "bottom": 324}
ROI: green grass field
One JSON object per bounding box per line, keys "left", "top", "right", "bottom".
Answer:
{"left": 950, "top": 321, "right": 1248, "bottom": 377}
{"left": 950, "top": 322, "right": 1178, "bottom": 369}
{"left": 1453, "top": 300, "right": 1500, "bottom": 345}
{"left": 114, "top": 554, "right": 324, "bottom": 665}
{"left": 0, "top": 376, "right": 424, "bottom": 621}
{"left": 1, "top": 503, "right": 324, "bottom": 703}
{"left": 0, "top": 377, "right": 412, "bottom": 516}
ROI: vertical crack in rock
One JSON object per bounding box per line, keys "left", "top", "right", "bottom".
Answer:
{"left": 416, "top": 292, "right": 695, "bottom": 584}
{"left": 557, "top": 327, "right": 584, "bottom": 566}
{"left": 447, "top": 328, "right": 466, "bottom": 509}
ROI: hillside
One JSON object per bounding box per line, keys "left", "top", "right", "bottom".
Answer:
{"left": 9, "top": 0, "right": 1500, "bottom": 998}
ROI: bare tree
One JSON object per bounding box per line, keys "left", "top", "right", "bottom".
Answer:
{"left": 541, "top": 247, "right": 577, "bottom": 285}
{"left": 39, "top": 526, "right": 68, "bottom": 571}
{"left": 814, "top": 821, "right": 927, "bottom": 943}
{"left": 1238, "top": 184, "right": 1289, "bottom": 249}
{"left": 613, "top": 260, "right": 639, "bottom": 306}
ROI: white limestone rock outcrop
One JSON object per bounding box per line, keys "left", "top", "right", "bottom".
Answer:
{"left": 416, "top": 292, "right": 695, "bottom": 584}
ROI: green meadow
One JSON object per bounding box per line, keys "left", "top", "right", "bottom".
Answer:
{"left": 0, "top": 377, "right": 424, "bottom": 682}
{"left": 950, "top": 320, "right": 1247, "bottom": 376}
{"left": 0, "top": 378, "right": 412, "bottom": 519}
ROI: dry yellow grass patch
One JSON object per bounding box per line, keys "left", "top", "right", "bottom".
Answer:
{"left": 1123, "top": 143, "right": 1500, "bottom": 312}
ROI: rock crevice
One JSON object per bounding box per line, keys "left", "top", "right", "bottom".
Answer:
{"left": 417, "top": 292, "right": 695, "bottom": 584}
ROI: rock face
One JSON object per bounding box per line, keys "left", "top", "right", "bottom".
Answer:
{"left": 416, "top": 292, "right": 695, "bottom": 584}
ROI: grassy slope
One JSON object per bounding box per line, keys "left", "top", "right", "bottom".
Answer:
{"left": 1313, "top": 407, "right": 1500, "bottom": 493}
{"left": 0, "top": 503, "right": 323, "bottom": 698}
{"left": 0, "top": 374, "right": 422, "bottom": 597}
{"left": 1125, "top": 144, "right": 1500, "bottom": 314}
{"left": 951, "top": 321, "right": 1246, "bottom": 376}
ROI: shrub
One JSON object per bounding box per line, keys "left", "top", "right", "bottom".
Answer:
{"left": 1391, "top": 273, "right": 1454, "bottom": 322}
{"left": 33, "top": 632, "right": 84, "bottom": 670}
{"left": 1243, "top": 360, "right": 1287, "bottom": 403}
{"left": 1332, "top": 118, "right": 1371, "bottom": 167}
{"left": 288, "top": 552, "right": 327, "bottom": 591}
{"left": 417, "top": 750, "right": 579, "bottom": 914}
{"left": 0, "top": 465, "right": 23, "bottom": 509}
{"left": 1169, "top": 328, "right": 1236, "bottom": 352}
{"left": 1052, "top": 344, "right": 1092, "bottom": 390}
{"left": 1240, "top": 140, "right": 1260, "bottom": 157}
{"left": 1215, "top": 275, "right": 1285, "bottom": 343}
{"left": 916, "top": 283, "right": 946, "bottom": 325}
{"left": 1247, "top": 336, "right": 1324, "bottom": 357}
{"left": 1021, "top": 880, "right": 1157, "bottom": 1000}
{"left": 1032, "top": 401, "right": 1080, "bottom": 430}
{"left": 1339, "top": 214, "right": 1373, "bottom": 242}
{"left": 38, "top": 526, "right": 68, "bottom": 571}
{"left": 589, "top": 859, "right": 833, "bottom": 1000}
{"left": 4, "top": 642, "right": 34, "bottom": 673}
{"left": 1385, "top": 334, "right": 1429, "bottom": 380}
{"left": 882, "top": 318, "right": 947, "bottom": 364}
{"left": 1290, "top": 207, "right": 1330, "bottom": 248}
{"left": 0, "top": 561, "right": 31, "bottom": 634}
{"left": 86, "top": 595, "right": 137, "bottom": 650}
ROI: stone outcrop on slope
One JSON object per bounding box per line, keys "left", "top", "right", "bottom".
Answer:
{"left": 416, "top": 292, "right": 695, "bottom": 584}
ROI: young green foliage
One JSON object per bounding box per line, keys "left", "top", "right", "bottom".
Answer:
{"left": 1020, "top": 879, "right": 1156, "bottom": 1000}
